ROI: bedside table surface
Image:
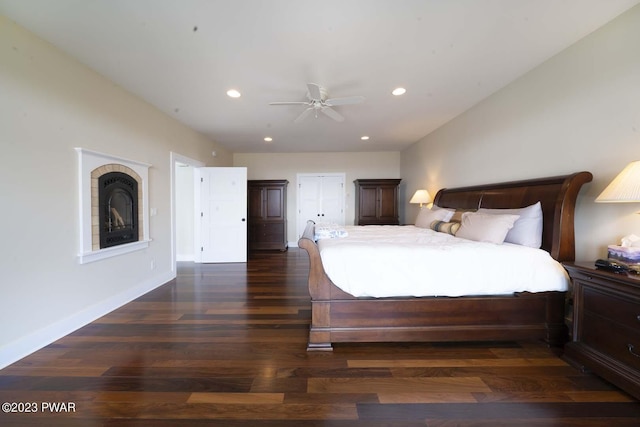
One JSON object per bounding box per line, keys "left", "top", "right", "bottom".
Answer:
{"left": 563, "top": 261, "right": 640, "bottom": 287}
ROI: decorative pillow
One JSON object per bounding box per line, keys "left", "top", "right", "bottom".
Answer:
{"left": 450, "top": 208, "right": 477, "bottom": 223}
{"left": 431, "top": 205, "right": 456, "bottom": 218}
{"left": 430, "top": 220, "right": 461, "bottom": 235}
{"left": 415, "top": 207, "right": 454, "bottom": 228}
{"left": 455, "top": 212, "right": 520, "bottom": 244}
{"left": 477, "top": 202, "right": 543, "bottom": 248}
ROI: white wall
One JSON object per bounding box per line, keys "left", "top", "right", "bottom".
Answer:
{"left": 234, "top": 152, "right": 401, "bottom": 243}
{"left": 0, "top": 16, "right": 231, "bottom": 367}
{"left": 175, "top": 164, "right": 195, "bottom": 261}
{"left": 401, "top": 4, "right": 640, "bottom": 262}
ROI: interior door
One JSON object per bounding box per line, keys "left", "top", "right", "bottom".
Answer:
{"left": 195, "top": 167, "right": 247, "bottom": 263}
{"left": 297, "top": 174, "right": 345, "bottom": 238}
{"left": 319, "top": 175, "right": 345, "bottom": 224}
{"left": 298, "top": 175, "right": 322, "bottom": 238}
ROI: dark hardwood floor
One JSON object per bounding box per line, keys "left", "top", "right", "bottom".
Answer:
{"left": 1, "top": 249, "right": 639, "bottom": 426}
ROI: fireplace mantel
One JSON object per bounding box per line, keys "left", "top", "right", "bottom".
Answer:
{"left": 75, "top": 148, "right": 151, "bottom": 264}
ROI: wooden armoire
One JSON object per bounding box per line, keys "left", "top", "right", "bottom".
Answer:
{"left": 247, "top": 180, "right": 288, "bottom": 251}
{"left": 354, "top": 179, "right": 401, "bottom": 225}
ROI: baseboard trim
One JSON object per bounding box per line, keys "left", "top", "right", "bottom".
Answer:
{"left": 0, "top": 270, "right": 175, "bottom": 370}
{"left": 176, "top": 254, "right": 194, "bottom": 262}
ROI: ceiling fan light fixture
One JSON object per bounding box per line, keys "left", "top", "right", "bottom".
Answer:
{"left": 270, "top": 83, "right": 364, "bottom": 123}
{"left": 392, "top": 87, "right": 406, "bottom": 96}
{"left": 264, "top": 137, "right": 273, "bottom": 142}
{"left": 226, "top": 89, "right": 241, "bottom": 98}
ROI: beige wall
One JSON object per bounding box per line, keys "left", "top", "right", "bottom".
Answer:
{"left": 234, "top": 152, "right": 401, "bottom": 243}
{"left": 401, "top": 4, "right": 640, "bottom": 261}
{"left": 0, "top": 16, "right": 230, "bottom": 367}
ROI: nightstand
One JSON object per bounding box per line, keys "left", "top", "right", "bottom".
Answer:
{"left": 563, "top": 261, "right": 640, "bottom": 400}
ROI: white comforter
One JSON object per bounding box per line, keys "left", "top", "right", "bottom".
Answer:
{"left": 317, "top": 225, "right": 569, "bottom": 298}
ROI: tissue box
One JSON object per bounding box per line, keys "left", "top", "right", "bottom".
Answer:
{"left": 607, "top": 245, "right": 640, "bottom": 265}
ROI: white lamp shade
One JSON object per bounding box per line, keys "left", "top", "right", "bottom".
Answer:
{"left": 410, "top": 189, "right": 431, "bottom": 205}
{"left": 596, "top": 160, "right": 640, "bottom": 202}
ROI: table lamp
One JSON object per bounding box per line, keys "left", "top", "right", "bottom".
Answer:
{"left": 595, "top": 160, "right": 640, "bottom": 272}
{"left": 409, "top": 189, "right": 431, "bottom": 208}
{"left": 596, "top": 160, "right": 640, "bottom": 203}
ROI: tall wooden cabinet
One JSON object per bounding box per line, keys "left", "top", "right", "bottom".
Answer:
{"left": 247, "top": 180, "right": 288, "bottom": 251}
{"left": 354, "top": 179, "right": 401, "bottom": 225}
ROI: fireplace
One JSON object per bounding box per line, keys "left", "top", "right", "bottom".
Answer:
{"left": 76, "top": 148, "right": 151, "bottom": 264}
{"left": 99, "top": 171, "right": 139, "bottom": 248}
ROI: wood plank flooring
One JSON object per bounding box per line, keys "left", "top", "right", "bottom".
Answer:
{"left": 1, "top": 249, "right": 639, "bottom": 426}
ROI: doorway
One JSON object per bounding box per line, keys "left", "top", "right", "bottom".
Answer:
{"left": 170, "top": 152, "right": 204, "bottom": 273}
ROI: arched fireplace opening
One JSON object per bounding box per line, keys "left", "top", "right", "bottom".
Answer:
{"left": 98, "top": 171, "right": 139, "bottom": 248}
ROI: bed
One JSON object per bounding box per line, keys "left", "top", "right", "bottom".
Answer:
{"left": 298, "top": 171, "right": 593, "bottom": 351}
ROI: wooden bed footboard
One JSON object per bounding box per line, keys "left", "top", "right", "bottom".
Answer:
{"left": 298, "top": 171, "right": 592, "bottom": 351}
{"left": 299, "top": 221, "right": 568, "bottom": 351}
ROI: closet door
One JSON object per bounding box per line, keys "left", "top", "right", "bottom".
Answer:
{"left": 298, "top": 175, "right": 323, "bottom": 237}
{"left": 319, "top": 175, "right": 345, "bottom": 225}
{"left": 297, "top": 174, "right": 345, "bottom": 238}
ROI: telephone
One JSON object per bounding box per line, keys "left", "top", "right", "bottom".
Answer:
{"left": 595, "top": 258, "right": 628, "bottom": 273}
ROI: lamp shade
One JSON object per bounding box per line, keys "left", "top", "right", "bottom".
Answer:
{"left": 409, "top": 189, "right": 431, "bottom": 207}
{"left": 596, "top": 161, "right": 640, "bottom": 202}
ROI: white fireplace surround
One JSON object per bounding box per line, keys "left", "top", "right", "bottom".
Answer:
{"left": 76, "top": 148, "right": 151, "bottom": 264}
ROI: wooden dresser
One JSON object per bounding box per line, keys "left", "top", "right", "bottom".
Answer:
{"left": 563, "top": 261, "right": 640, "bottom": 400}
{"left": 247, "top": 180, "right": 288, "bottom": 251}
{"left": 354, "top": 179, "right": 401, "bottom": 225}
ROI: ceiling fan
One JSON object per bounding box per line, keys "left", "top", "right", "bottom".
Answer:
{"left": 269, "top": 83, "right": 364, "bottom": 123}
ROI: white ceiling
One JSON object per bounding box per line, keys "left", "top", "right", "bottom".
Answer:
{"left": 1, "top": 0, "right": 638, "bottom": 153}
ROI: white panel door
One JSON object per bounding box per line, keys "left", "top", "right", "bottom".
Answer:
{"left": 297, "top": 174, "right": 345, "bottom": 238}
{"left": 298, "top": 175, "right": 322, "bottom": 237}
{"left": 195, "top": 167, "right": 247, "bottom": 263}
{"left": 320, "top": 175, "right": 345, "bottom": 224}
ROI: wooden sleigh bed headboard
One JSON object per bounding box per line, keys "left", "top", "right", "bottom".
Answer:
{"left": 433, "top": 171, "right": 593, "bottom": 262}
{"left": 298, "top": 171, "right": 593, "bottom": 351}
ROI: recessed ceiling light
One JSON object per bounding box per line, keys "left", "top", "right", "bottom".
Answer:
{"left": 264, "top": 137, "right": 273, "bottom": 142}
{"left": 392, "top": 87, "right": 406, "bottom": 96}
{"left": 361, "top": 136, "right": 370, "bottom": 141}
{"left": 226, "top": 89, "right": 241, "bottom": 98}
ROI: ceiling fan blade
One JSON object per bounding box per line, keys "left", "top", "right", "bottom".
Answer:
{"left": 294, "top": 107, "right": 314, "bottom": 123}
{"left": 269, "top": 101, "right": 309, "bottom": 105}
{"left": 321, "top": 106, "right": 344, "bottom": 122}
{"left": 324, "top": 95, "right": 365, "bottom": 106}
{"left": 307, "top": 83, "right": 323, "bottom": 100}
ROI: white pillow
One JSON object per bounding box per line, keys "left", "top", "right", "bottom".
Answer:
{"left": 455, "top": 212, "right": 520, "bottom": 244}
{"left": 477, "top": 202, "right": 543, "bottom": 248}
{"left": 415, "top": 207, "right": 454, "bottom": 228}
